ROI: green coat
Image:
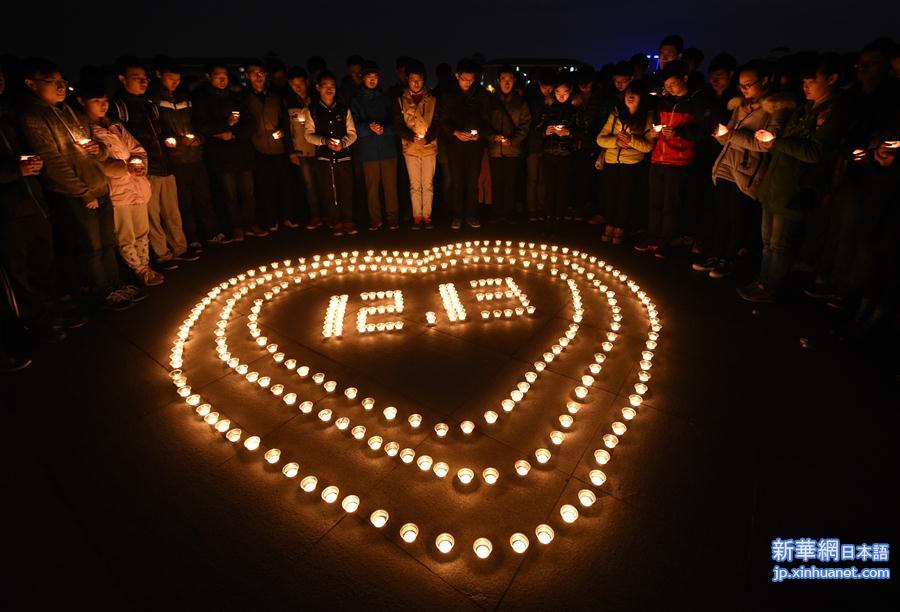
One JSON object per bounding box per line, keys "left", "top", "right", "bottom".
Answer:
{"left": 757, "top": 95, "right": 847, "bottom": 220}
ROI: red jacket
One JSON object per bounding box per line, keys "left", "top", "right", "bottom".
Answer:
{"left": 651, "top": 89, "right": 710, "bottom": 166}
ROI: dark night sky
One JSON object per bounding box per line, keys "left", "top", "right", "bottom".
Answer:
{"left": 4, "top": 0, "right": 898, "bottom": 80}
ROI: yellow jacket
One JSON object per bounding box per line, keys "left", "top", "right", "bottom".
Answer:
{"left": 596, "top": 111, "right": 654, "bottom": 164}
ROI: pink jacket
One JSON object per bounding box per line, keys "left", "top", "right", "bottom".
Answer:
{"left": 90, "top": 121, "right": 151, "bottom": 207}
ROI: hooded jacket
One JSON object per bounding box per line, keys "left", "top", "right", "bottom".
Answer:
{"left": 90, "top": 120, "right": 152, "bottom": 208}
{"left": 191, "top": 82, "right": 256, "bottom": 173}
{"left": 710, "top": 91, "right": 796, "bottom": 199}
{"left": 485, "top": 90, "right": 531, "bottom": 158}
{"left": 650, "top": 88, "right": 711, "bottom": 166}
{"left": 756, "top": 95, "right": 848, "bottom": 219}
{"left": 19, "top": 95, "right": 109, "bottom": 203}
{"left": 350, "top": 86, "right": 398, "bottom": 163}
{"left": 395, "top": 88, "right": 438, "bottom": 157}
{"left": 243, "top": 87, "right": 290, "bottom": 156}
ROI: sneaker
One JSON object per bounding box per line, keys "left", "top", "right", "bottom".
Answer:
{"left": 269, "top": 223, "right": 279, "bottom": 232}
{"left": 653, "top": 246, "right": 669, "bottom": 259}
{"left": 388, "top": 222, "right": 400, "bottom": 230}
{"left": 120, "top": 284, "right": 148, "bottom": 302}
{"left": 333, "top": 223, "right": 344, "bottom": 237}
{"left": 451, "top": 218, "right": 462, "bottom": 230}
{"left": 411, "top": 218, "right": 422, "bottom": 231}
{"left": 369, "top": 223, "right": 382, "bottom": 231}
{"left": 692, "top": 257, "right": 719, "bottom": 272}
{"left": 52, "top": 311, "right": 89, "bottom": 329}
{"left": 282, "top": 219, "right": 300, "bottom": 229}
{"left": 173, "top": 249, "right": 200, "bottom": 262}
{"left": 189, "top": 241, "right": 204, "bottom": 253}
{"left": 103, "top": 289, "right": 134, "bottom": 311}
{"left": 467, "top": 217, "right": 481, "bottom": 229}
{"left": 737, "top": 282, "right": 774, "bottom": 303}
{"left": 207, "top": 233, "right": 233, "bottom": 245}
{"left": 691, "top": 240, "right": 704, "bottom": 255}
{"left": 424, "top": 217, "right": 434, "bottom": 230}
{"left": 633, "top": 243, "right": 657, "bottom": 253}
{"left": 246, "top": 225, "right": 269, "bottom": 237}
{"left": 138, "top": 267, "right": 165, "bottom": 287}
{"left": 708, "top": 260, "right": 732, "bottom": 279}
{"left": 157, "top": 258, "right": 179, "bottom": 271}
{"left": 344, "top": 222, "right": 359, "bottom": 236}
{"left": 306, "top": 218, "right": 323, "bottom": 230}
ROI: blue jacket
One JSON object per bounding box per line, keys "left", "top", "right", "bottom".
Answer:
{"left": 350, "top": 86, "right": 397, "bottom": 162}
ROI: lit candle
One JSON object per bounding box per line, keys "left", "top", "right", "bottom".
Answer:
{"left": 318, "top": 409, "right": 333, "bottom": 422}
{"left": 535, "top": 448, "right": 551, "bottom": 464}
{"left": 560, "top": 504, "right": 579, "bottom": 523}
{"left": 515, "top": 459, "right": 531, "bottom": 476}
{"left": 400, "top": 448, "right": 415, "bottom": 463}
{"left": 435, "top": 533, "right": 455, "bottom": 553}
{"left": 321, "top": 486, "right": 339, "bottom": 503}
{"left": 714, "top": 123, "right": 729, "bottom": 137}
{"left": 535, "top": 524, "right": 555, "bottom": 544}
{"left": 510, "top": 533, "right": 530, "bottom": 553}
{"left": 501, "top": 399, "right": 515, "bottom": 412}
{"left": 433, "top": 462, "right": 450, "bottom": 478}
{"left": 578, "top": 489, "right": 597, "bottom": 507}
{"left": 621, "top": 407, "right": 636, "bottom": 420}
{"left": 756, "top": 129, "right": 775, "bottom": 143}
{"left": 225, "top": 428, "right": 242, "bottom": 442}
{"left": 434, "top": 423, "right": 449, "bottom": 437}
{"left": 574, "top": 386, "right": 588, "bottom": 399}
{"left": 244, "top": 436, "right": 261, "bottom": 451}
{"left": 344, "top": 387, "right": 358, "bottom": 400}
{"left": 264, "top": 448, "right": 282, "bottom": 463}
{"left": 611, "top": 421, "right": 627, "bottom": 435}
{"left": 362, "top": 397, "right": 375, "bottom": 410}
{"left": 341, "top": 495, "right": 360, "bottom": 512}
{"left": 473, "top": 538, "right": 493, "bottom": 559}
{"left": 484, "top": 410, "right": 498, "bottom": 424}
{"left": 367, "top": 436, "right": 383, "bottom": 450}
{"left": 549, "top": 430, "right": 565, "bottom": 445}
{"left": 282, "top": 462, "right": 299, "bottom": 478}
{"left": 457, "top": 468, "right": 475, "bottom": 484}
{"left": 164, "top": 137, "right": 177, "bottom": 147}
{"left": 416, "top": 455, "right": 433, "bottom": 471}
{"left": 603, "top": 434, "right": 619, "bottom": 449}
{"left": 384, "top": 441, "right": 399, "bottom": 456}
{"left": 300, "top": 476, "right": 318, "bottom": 492}
{"left": 482, "top": 467, "right": 499, "bottom": 484}
{"left": 589, "top": 469, "right": 607, "bottom": 486}
{"left": 383, "top": 406, "right": 397, "bottom": 420}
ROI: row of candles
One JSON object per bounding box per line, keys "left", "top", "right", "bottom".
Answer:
{"left": 170, "top": 240, "right": 660, "bottom": 559}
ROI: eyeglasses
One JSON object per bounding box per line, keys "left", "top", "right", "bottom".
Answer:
{"left": 34, "top": 78, "right": 68, "bottom": 88}
{"left": 739, "top": 78, "right": 762, "bottom": 91}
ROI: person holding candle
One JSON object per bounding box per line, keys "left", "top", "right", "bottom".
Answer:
{"left": 395, "top": 60, "right": 438, "bottom": 230}
{"left": 350, "top": 61, "right": 400, "bottom": 231}
{"left": 285, "top": 67, "right": 322, "bottom": 229}
{"left": 440, "top": 58, "right": 489, "bottom": 229}
{"left": 80, "top": 84, "right": 161, "bottom": 291}
{"left": 192, "top": 61, "right": 267, "bottom": 241}
{"left": 18, "top": 58, "right": 135, "bottom": 312}
{"left": 538, "top": 77, "right": 586, "bottom": 237}
{"left": 524, "top": 69, "right": 556, "bottom": 222}
{"left": 694, "top": 60, "right": 795, "bottom": 279}
{"left": 637, "top": 60, "right": 711, "bottom": 258}
{"left": 595, "top": 80, "right": 654, "bottom": 244}
{"left": 154, "top": 59, "right": 229, "bottom": 250}
{"left": 739, "top": 53, "right": 848, "bottom": 303}
{"left": 110, "top": 58, "right": 197, "bottom": 271}
{"left": 485, "top": 65, "right": 531, "bottom": 225}
{"left": 571, "top": 65, "right": 604, "bottom": 222}
{"left": 302, "top": 70, "right": 358, "bottom": 236}
{"left": 243, "top": 59, "right": 298, "bottom": 232}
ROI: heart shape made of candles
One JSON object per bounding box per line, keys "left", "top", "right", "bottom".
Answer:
{"left": 168, "top": 240, "right": 661, "bottom": 562}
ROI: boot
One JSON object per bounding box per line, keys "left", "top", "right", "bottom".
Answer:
{"left": 601, "top": 225, "right": 614, "bottom": 243}
{"left": 612, "top": 227, "right": 625, "bottom": 245}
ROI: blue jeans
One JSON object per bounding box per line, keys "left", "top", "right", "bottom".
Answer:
{"left": 760, "top": 209, "right": 803, "bottom": 291}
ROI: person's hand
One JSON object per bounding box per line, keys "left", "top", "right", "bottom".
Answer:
{"left": 19, "top": 156, "right": 42, "bottom": 176}
{"left": 185, "top": 135, "right": 201, "bottom": 147}
{"left": 127, "top": 161, "right": 147, "bottom": 176}
{"left": 616, "top": 133, "right": 631, "bottom": 148}
{"left": 164, "top": 137, "right": 178, "bottom": 149}
{"left": 327, "top": 140, "right": 342, "bottom": 151}
{"left": 370, "top": 122, "right": 384, "bottom": 135}
{"left": 874, "top": 144, "right": 897, "bottom": 167}
{"left": 289, "top": 153, "right": 301, "bottom": 166}
{"left": 414, "top": 134, "right": 426, "bottom": 143}
{"left": 454, "top": 130, "right": 471, "bottom": 142}
{"left": 556, "top": 127, "right": 570, "bottom": 137}
{"left": 661, "top": 126, "right": 675, "bottom": 138}
{"left": 82, "top": 141, "right": 101, "bottom": 155}
{"left": 227, "top": 114, "right": 239, "bottom": 127}
{"left": 544, "top": 126, "right": 556, "bottom": 136}
{"left": 214, "top": 131, "right": 234, "bottom": 141}
{"left": 85, "top": 199, "right": 99, "bottom": 210}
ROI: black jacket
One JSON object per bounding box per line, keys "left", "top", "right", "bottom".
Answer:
{"left": 110, "top": 91, "right": 168, "bottom": 176}
{"left": 439, "top": 85, "right": 489, "bottom": 148}
{"left": 156, "top": 89, "right": 203, "bottom": 165}
{"left": 191, "top": 82, "right": 256, "bottom": 173}
{"left": 0, "top": 108, "right": 46, "bottom": 222}
{"left": 538, "top": 100, "right": 586, "bottom": 156}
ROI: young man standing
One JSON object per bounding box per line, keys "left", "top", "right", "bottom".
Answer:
{"left": 285, "top": 67, "right": 321, "bottom": 229}
{"left": 338, "top": 55, "right": 364, "bottom": 106}
{"left": 192, "top": 62, "right": 267, "bottom": 241}
{"left": 110, "top": 57, "right": 197, "bottom": 270}
{"left": 243, "top": 59, "right": 298, "bottom": 232}
{"left": 524, "top": 69, "right": 555, "bottom": 221}
{"left": 395, "top": 60, "right": 438, "bottom": 229}
{"left": 485, "top": 65, "right": 531, "bottom": 224}
{"left": 303, "top": 71, "right": 358, "bottom": 236}
{"left": 155, "top": 59, "right": 229, "bottom": 249}
{"left": 351, "top": 61, "right": 399, "bottom": 230}
{"left": 440, "top": 58, "right": 488, "bottom": 229}
{"left": 18, "top": 58, "right": 134, "bottom": 311}
{"left": 639, "top": 60, "right": 711, "bottom": 259}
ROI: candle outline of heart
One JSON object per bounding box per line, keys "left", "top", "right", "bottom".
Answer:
{"left": 170, "top": 240, "right": 660, "bottom": 560}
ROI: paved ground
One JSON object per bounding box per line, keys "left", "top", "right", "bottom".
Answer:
{"left": 6, "top": 219, "right": 895, "bottom": 610}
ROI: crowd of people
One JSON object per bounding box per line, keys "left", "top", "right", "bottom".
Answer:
{"left": 1, "top": 34, "right": 899, "bottom": 371}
